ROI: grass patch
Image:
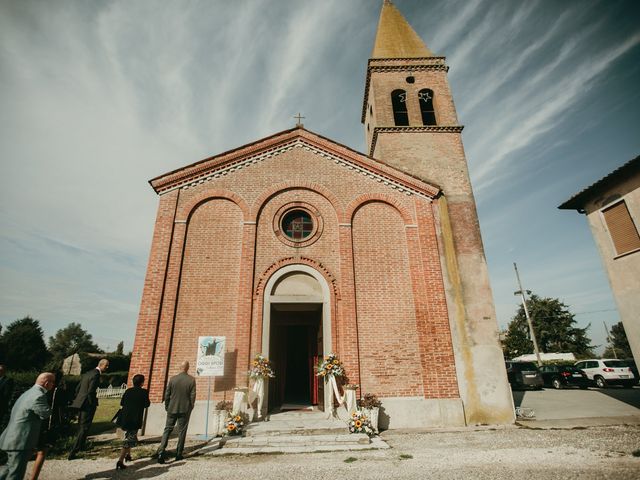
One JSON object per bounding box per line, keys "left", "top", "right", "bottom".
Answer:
{"left": 632, "top": 449, "right": 640, "bottom": 457}
{"left": 90, "top": 398, "right": 121, "bottom": 435}
{"left": 47, "top": 399, "right": 122, "bottom": 459}
{"left": 399, "top": 454, "right": 413, "bottom": 460}
{"left": 344, "top": 456, "right": 358, "bottom": 463}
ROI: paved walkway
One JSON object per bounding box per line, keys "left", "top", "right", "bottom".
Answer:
{"left": 515, "top": 387, "right": 640, "bottom": 420}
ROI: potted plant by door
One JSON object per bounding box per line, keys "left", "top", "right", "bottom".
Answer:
{"left": 248, "top": 354, "right": 275, "bottom": 419}
{"left": 357, "top": 393, "right": 382, "bottom": 433}
{"left": 213, "top": 400, "right": 233, "bottom": 437}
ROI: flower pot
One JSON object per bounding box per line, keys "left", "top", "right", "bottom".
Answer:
{"left": 232, "top": 387, "right": 249, "bottom": 414}
{"left": 343, "top": 386, "right": 358, "bottom": 414}
{"left": 363, "top": 407, "right": 379, "bottom": 433}
{"left": 210, "top": 410, "right": 229, "bottom": 437}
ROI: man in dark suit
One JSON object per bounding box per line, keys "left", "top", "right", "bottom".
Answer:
{"left": 0, "top": 364, "right": 15, "bottom": 428}
{"left": 156, "top": 360, "right": 196, "bottom": 463}
{"left": 0, "top": 372, "right": 55, "bottom": 480}
{"left": 67, "top": 358, "right": 109, "bottom": 460}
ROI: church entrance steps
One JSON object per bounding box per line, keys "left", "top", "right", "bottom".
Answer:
{"left": 203, "top": 434, "right": 389, "bottom": 455}
{"left": 199, "top": 410, "right": 390, "bottom": 455}
{"left": 245, "top": 409, "right": 347, "bottom": 437}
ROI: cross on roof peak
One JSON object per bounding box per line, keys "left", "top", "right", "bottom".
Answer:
{"left": 294, "top": 113, "right": 305, "bottom": 128}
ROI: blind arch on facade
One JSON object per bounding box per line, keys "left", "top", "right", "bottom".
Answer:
{"left": 391, "top": 89, "right": 409, "bottom": 126}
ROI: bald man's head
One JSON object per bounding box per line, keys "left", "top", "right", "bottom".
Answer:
{"left": 181, "top": 361, "right": 190, "bottom": 373}
{"left": 97, "top": 359, "right": 109, "bottom": 373}
{"left": 36, "top": 372, "right": 56, "bottom": 391}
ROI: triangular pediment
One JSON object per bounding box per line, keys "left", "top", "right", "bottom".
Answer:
{"left": 149, "top": 127, "right": 440, "bottom": 199}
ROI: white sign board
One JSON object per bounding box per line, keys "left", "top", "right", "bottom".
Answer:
{"left": 196, "top": 336, "right": 225, "bottom": 377}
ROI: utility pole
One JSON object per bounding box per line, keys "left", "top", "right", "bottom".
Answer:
{"left": 603, "top": 321, "right": 617, "bottom": 359}
{"left": 513, "top": 262, "right": 542, "bottom": 366}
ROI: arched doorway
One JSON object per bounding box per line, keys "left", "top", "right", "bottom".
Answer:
{"left": 261, "top": 265, "right": 332, "bottom": 413}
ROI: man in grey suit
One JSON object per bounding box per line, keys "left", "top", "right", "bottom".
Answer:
{"left": 0, "top": 372, "right": 55, "bottom": 480}
{"left": 68, "top": 358, "right": 109, "bottom": 460}
{"left": 156, "top": 361, "right": 196, "bottom": 463}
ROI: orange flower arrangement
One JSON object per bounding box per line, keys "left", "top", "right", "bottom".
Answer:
{"left": 348, "top": 411, "right": 374, "bottom": 436}
{"left": 248, "top": 354, "right": 275, "bottom": 379}
{"left": 225, "top": 411, "right": 248, "bottom": 436}
{"left": 316, "top": 353, "right": 345, "bottom": 378}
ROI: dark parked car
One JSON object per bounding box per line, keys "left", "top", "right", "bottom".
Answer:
{"left": 539, "top": 364, "right": 589, "bottom": 389}
{"left": 505, "top": 361, "right": 543, "bottom": 390}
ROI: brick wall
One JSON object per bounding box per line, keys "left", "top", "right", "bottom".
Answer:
{"left": 352, "top": 201, "right": 422, "bottom": 397}
{"left": 130, "top": 138, "right": 460, "bottom": 405}
{"left": 170, "top": 199, "right": 243, "bottom": 398}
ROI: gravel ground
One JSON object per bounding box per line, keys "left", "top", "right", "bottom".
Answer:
{"left": 33, "top": 425, "right": 640, "bottom": 480}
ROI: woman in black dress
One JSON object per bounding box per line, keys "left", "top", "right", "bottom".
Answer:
{"left": 116, "top": 374, "right": 150, "bottom": 470}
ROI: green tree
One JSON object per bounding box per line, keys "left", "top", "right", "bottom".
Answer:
{"left": 48, "top": 322, "right": 102, "bottom": 363}
{"left": 0, "top": 316, "right": 49, "bottom": 370}
{"left": 502, "top": 294, "right": 594, "bottom": 359}
{"left": 603, "top": 322, "right": 633, "bottom": 358}
{"left": 115, "top": 341, "right": 124, "bottom": 355}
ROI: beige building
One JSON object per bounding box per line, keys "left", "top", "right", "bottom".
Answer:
{"left": 559, "top": 155, "right": 640, "bottom": 363}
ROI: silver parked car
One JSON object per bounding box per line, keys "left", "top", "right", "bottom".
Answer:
{"left": 574, "top": 359, "right": 636, "bottom": 388}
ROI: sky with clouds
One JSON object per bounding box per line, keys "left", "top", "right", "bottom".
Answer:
{"left": 1, "top": 0, "right": 639, "bottom": 354}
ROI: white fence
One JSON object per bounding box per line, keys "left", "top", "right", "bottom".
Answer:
{"left": 96, "top": 383, "right": 127, "bottom": 399}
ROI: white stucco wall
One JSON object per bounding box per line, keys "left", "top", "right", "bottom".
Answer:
{"left": 584, "top": 173, "right": 640, "bottom": 364}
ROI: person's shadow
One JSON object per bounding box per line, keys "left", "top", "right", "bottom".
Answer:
{"left": 83, "top": 440, "right": 212, "bottom": 479}
{"left": 84, "top": 456, "right": 185, "bottom": 479}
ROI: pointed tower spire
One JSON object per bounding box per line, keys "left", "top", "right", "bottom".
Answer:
{"left": 372, "top": 0, "right": 433, "bottom": 58}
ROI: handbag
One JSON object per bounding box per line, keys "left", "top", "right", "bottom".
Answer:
{"left": 111, "top": 408, "right": 123, "bottom": 426}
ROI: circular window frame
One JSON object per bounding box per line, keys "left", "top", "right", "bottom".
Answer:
{"left": 273, "top": 202, "right": 323, "bottom": 248}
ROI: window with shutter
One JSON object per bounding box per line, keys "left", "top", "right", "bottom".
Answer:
{"left": 602, "top": 200, "right": 640, "bottom": 256}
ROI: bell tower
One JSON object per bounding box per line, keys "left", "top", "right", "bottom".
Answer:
{"left": 363, "top": 1, "right": 514, "bottom": 425}
{"left": 363, "top": 0, "right": 466, "bottom": 195}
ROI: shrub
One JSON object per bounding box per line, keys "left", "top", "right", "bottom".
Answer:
{"left": 80, "top": 353, "right": 130, "bottom": 373}
{"left": 357, "top": 393, "right": 382, "bottom": 409}
{"left": 98, "top": 371, "right": 129, "bottom": 387}
{"left": 215, "top": 400, "right": 234, "bottom": 411}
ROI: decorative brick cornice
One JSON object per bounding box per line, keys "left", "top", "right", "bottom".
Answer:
{"left": 369, "top": 125, "right": 464, "bottom": 157}
{"left": 151, "top": 128, "right": 440, "bottom": 201}
{"left": 361, "top": 57, "right": 449, "bottom": 123}
{"left": 254, "top": 256, "right": 339, "bottom": 298}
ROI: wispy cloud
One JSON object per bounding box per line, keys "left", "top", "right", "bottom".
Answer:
{"left": 256, "top": 0, "right": 345, "bottom": 130}
{"left": 1, "top": 0, "right": 638, "bottom": 354}
{"left": 470, "top": 31, "right": 640, "bottom": 191}
{"left": 430, "top": 0, "right": 485, "bottom": 53}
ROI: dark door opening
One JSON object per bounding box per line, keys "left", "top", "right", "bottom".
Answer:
{"left": 269, "top": 304, "right": 321, "bottom": 411}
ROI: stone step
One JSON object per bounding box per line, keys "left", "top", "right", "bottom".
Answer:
{"left": 245, "top": 424, "right": 347, "bottom": 437}
{"left": 223, "top": 433, "right": 371, "bottom": 448}
{"left": 199, "top": 434, "right": 389, "bottom": 456}
{"left": 244, "top": 411, "right": 349, "bottom": 437}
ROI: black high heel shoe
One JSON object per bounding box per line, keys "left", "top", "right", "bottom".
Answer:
{"left": 116, "top": 461, "right": 127, "bottom": 470}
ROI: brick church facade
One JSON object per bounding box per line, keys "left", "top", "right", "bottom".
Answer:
{"left": 130, "top": 1, "right": 514, "bottom": 433}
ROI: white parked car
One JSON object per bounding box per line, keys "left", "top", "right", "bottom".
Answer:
{"left": 574, "top": 359, "right": 636, "bottom": 388}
